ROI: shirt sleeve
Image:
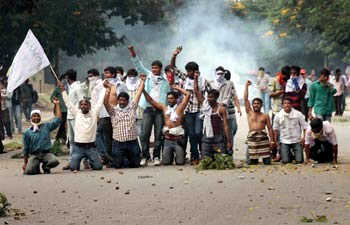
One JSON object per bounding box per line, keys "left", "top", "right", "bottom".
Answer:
{"left": 62, "top": 91, "right": 78, "bottom": 116}
{"left": 23, "top": 132, "right": 30, "bottom": 156}
{"left": 93, "top": 88, "right": 106, "bottom": 116}
{"left": 325, "top": 122, "right": 338, "bottom": 145}
{"left": 304, "top": 128, "right": 312, "bottom": 145}
{"left": 299, "top": 114, "right": 308, "bottom": 130}
{"left": 131, "top": 56, "right": 152, "bottom": 76}
{"left": 130, "top": 101, "right": 138, "bottom": 111}
{"left": 272, "top": 114, "right": 280, "bottom": 130}
{"left": 47, "top": 117, "right": 62, "bottom": 131}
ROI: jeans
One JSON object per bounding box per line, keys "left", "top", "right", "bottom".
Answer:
{"left": 55, "top": 112, "right": 67, "bottom": 141}
{"left": 260, "top": 90, "right": 270, "bottom": 114}
{"left": 280, "top": 143, "right": 303, "bottom": 164}
{"left": 202, "top": 135, "right": 226, "bottom": 159}
{"left": 22, "top": 101, "right": 32, "bottom": 121}
{"left": 184, "top": 112, "right": 203, "bottom": 160}
{"left": 96, "top": 123, "right": 108, "bottom": 158}
{"left": 67, "top": 119, "right": 75, "bottom": 162}
{"left": 11, "top": 104, "right": 22, "bottom": 133}
{"left": 136, "top": 119, "right": 143, "bottom": 147}
{"left": 310, "top": 140, "right": 333, "bottom": 163}
{"left": 112, "top": 139, "right": 140, "bottom": 168}
{"left": 162, "top": 139, "right": 185, "bottom": 165}
{"left": 315, "top": 114, "right": 331, "bottom": 122}
{"left": 25, "top": 153, "right": 60, "bottom": 175}
{"left": 246, "top": 146, "right": 272, "bottom": 165}
{"left": 100, "top": 117, "right": 113, "bottom": 157}
{"left": 70, "top": 144, "right": 103, "bottom": 171}
{"left": 141, "top": 108, "right": 164, "bottom": 159}
{"left": 1, "top": 109, "right": 12, "bottom": 138}
{"left": 227, "top": 117, "right": 238, "bottom": 154}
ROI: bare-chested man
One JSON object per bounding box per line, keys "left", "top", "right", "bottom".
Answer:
{"left": 244, "top": 80, "right": 275, "bottom": 165}
{"left": 142, "top": 85, "right": 190, "bottom": 165}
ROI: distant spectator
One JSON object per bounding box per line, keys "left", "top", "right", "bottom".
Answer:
{"left": 256, "top": 67, "right": 271, "bottom": 114}
{"left": 20, "top": 79, "right": 35, "bottom": 122}
{"left": 0, "top": 80, "right": 12, "bottom": 139}
{"left": 11, "top": 87, "right": 22, "bottom": 134}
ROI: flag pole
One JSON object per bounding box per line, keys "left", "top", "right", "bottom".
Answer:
{"left": 49, "top": 65, "right": 60, "bottom": 82}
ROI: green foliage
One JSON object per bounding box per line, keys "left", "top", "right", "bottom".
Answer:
{"left": 4, "top": 141, "right": 23, "bottom": 151}
{"left": 300, "top": 216, "right": 313, "bottom": 223}
{"left": 0, "top": 0, "right": 176, "bottom": 75}
{"left": 51, "top": 140, "right": 69, "bottom": 156}
{"left": 197, "top": 154, "right": 235, "bottom": 171}
{"left": 0, "top": 192, "right": 11, "bottom": 217}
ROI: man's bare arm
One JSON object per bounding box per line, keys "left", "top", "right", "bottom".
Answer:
{"left": 103, "top": 80, "right": 113, "bottom": 113}
{"left": 170, "top": 46, "right": 182, "bottom": 68}
{"left": 142, "top": 90, "right": 166, "bottom": 111}
{"left": 266, "top": 114, "right": 275, "bottom": 145}
{"left": 173, "top": 85, "right": 190, "bottom": 114}
{"left": 194, "top": 71, "right": 204, "bottom": 104}
{"left": 244, "top": 80, "right": 252, "bottom": 114}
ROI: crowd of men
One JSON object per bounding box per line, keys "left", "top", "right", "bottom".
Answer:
{"left": 1, "top": 46, "right": 346, "bottom": 174}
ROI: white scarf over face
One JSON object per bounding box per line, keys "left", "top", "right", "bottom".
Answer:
{"left": 184, "top": 76, "right": 205, "bottom": 91}
{"left": 125, "top": 76, "right": 139, "bottom": 91}
{"left": 285, "top": 75, "right": 305, "bottom": 93}
{"left": 30, "top": 109, "right": 41, "bottom": 132}
{"left": 199, "top": 101, "right": 214, "bottom": 138}
{"left": 214, "top": 70, "right": 226, "bottom": 89}
{"left": 165, "top": 104, "right": 178, "bottom": 122}
{"left": 279, "top": 108, "right": 298, "bottom": 124}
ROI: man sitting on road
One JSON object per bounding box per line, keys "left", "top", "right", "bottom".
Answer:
{"left": 60, "top": 82, "right": 104, "bottom": 173}
{"left": 305, "top": 118, "right": 338, "bottom": 164}
{"left": 244, "top": 80, "right": 275, "bottom": 165}
{"left": 142, "top": 83, "right": 190, "bottom": 165}
{"left": 22, "top": 100, "right": 62, "bottom": 175}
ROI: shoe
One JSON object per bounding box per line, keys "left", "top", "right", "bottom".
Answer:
{"left": 83, "top": 161, "right": 91, "bottom": 170}
{"left": 62, "top": 164, "right": 70, "bottom": 170}
{"left": 153, "top": 157, "right": 161, "bottom": 166}
{"left": 190, "top": 159, "right": 200, "bottom": 166}
{"left": 42, "top": 165, "right": 51, "bottom": 174}
{"left": 140, "top": 158, "right": 148, "bottom": 167}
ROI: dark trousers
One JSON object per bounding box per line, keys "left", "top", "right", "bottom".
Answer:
{"left": 334, "top": 95, "right": 343, "bottom": 116}
{"left": 22, "top": 101, "right": 32, "bottom": 120}
{"left": 301, "top": 98, "right": 309, "bottom": 121}
{"left": 112, "top": 139, "right": 140, "bottom": 168}
{"left": 310, "top": 140, "right": 333, "bottom": 163}
{"left": 56, "top": 112, "right": 67, "bottom": 141}
{"left": 1, "top": 109, "right": 12, "bottom": 138}
{"left": 141, "top": 108, "right": 164, "bottom": 159}
{"left": 100, "top": 117, "right": 113, "bottom": 157}
{"left": 184, "top": 112, "right": 203, "bottom": 160}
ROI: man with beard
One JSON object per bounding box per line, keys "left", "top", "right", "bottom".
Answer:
{"left": 60, "top": 82, "right": 104, "bottom": 173}
{"left": 22, "top": 100, "right": 62, "bottom": 175}
{"left": 244, "top": 80, "right": 275, "bottom": 165}
{"left": 142, "top": 84, "right": 190, "bottom": 165}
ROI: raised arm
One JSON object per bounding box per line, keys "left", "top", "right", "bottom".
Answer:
{"left": 59, "top": 82, "right": 77, "bottom": 117}
{"left": 173, "top": 85, "right": 190, "bottom": 114}
{"left": 244, "top": 80, "right": 252, "bottom": 114}
{"left": 128, "top": 45, "right": 151, "bottom": 76}
{"left": 103, "top": 80, "right": 113, "bottom": 113}
{"left": 194, "top": 71, "right": 204, "bottom": 104}
{"left": 170, "top": 46, "right": 182, "bottom": 68}
{"left": 142, "top": 89, "right": 167, "bottom": 111}
{"left": 133, "top": 75, "right": 146, "bottom": 104}
{"left": 93, "top": 88, "right": 106, "bottom": 115}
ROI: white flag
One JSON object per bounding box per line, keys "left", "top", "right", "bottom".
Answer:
{"left": 7, "top": 29, "right": 50, "bottom": 92}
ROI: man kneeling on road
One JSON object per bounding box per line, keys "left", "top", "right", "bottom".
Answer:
{"left": 22, "top": 99, "right": 62, "bottom": 175}
{"left": 273, "top": 97, "right": 308, "bottom": 164}
{"left": 305, "top": 118, "right": 338, "bottom": 164}
{"left": 60, "top": 82, "right": 104, "bottom": 172}
{"left": 143, "top": 83, "right": 190, "bottom": 165}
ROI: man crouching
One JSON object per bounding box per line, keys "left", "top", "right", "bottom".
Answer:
{"left": 22, "top": 99, "right": 62, "bottom": 175}
{"left": 59, "top": 82, "right": 104, "bottom": 172}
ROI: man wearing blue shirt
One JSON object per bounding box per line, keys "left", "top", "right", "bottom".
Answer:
{"left": 22, "top": 98, "right": 62, "bottom": 175}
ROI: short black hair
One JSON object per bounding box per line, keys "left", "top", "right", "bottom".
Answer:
{"left": 117, "top": 92, "right": 129, "bottom": 101}
{"left": 281, "top": 65, "right": 291, "bottom": 76}
{"left": 167, "top": 91, "right": 179, "bottom": 99}
{"left": 164, "top": 65, "right": 172, "bottom": 73}
{"left": 320, "top": 68, "right": 330, "bottom": 77}
{"left": 290, "top": 65, "right": 301, "bottom": 75}
{"left": 151, "top": 60, "right": 162, "bottom": 68}
{"left": 59, "top": 74, "right": 66, "bottom": 81}
{"left": 87, "top": 68, "right": 99, "bottom": 77}
{"left": 215, "top": 66, "right": 225, "bottom": 72}
{"left": 335, "top": 68, "right": 341, "bottom": 74}
{"left": 127, "top": 68, "right": 138, "bottom": 76}
{"left": 282, "top": 97, "right": 292, "bottom": 104}
{"left": 104, "top": 67, "right": 116, "bottom": 77}
{"left": 259, "top": 67, "right": 265, "bottom": 71}
{"left": 310, "top": 118, "right": 323, "bottom": 130}
{"left": 185, "top": 62, "right": 199, "bottom": 72}
{"left": 79, "top": 99, "right": 91, "bottom": 105}
{"left": 224, "top": 69, "right": 231, "bottom": 80}
{"left": 115, "top": 66, "right": 124, "bottom": 74}
{"left": 65, "top": 69, "right": 77, "bottom": 81}
{"left": 207, "top": 89, "right": 220, "bottom": 99}
{"left": 252, "top": 98, "right": 263, "bottom": 105}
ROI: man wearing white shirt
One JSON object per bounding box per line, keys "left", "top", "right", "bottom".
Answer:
{"left": 62, "top": 69, "right": 84, "bottom": 170}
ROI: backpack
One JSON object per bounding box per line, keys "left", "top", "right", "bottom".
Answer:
{"left": 32, "top": 89, "right": 38, "bottom": 104}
